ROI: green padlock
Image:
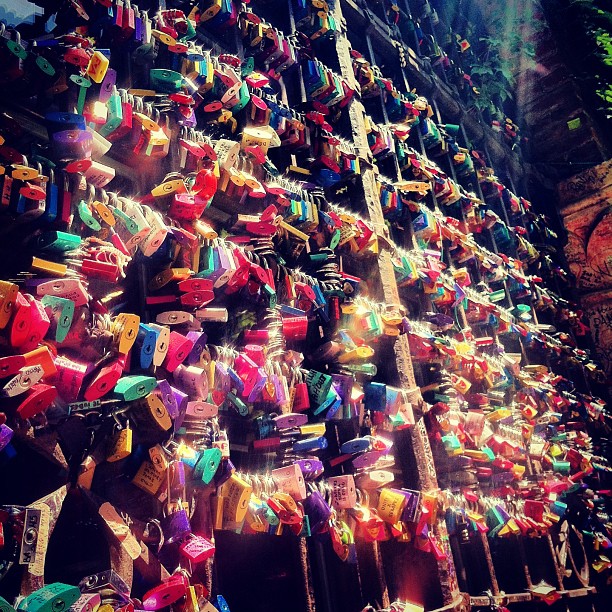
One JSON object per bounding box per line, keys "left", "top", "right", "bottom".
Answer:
{"left": 0, "top": 596, "right": 15, "bottom": 612}
{"left": 113, "top": 375, "right": 157, "bottom": 401}
{"left": 17, "top": 583, "right": 80, "bottom": 612}
{"left": 193, "top": 447, "right": 222, "bottom": 484}
{"left": 150, "top": 68, "right": 183, "bottom": 93}
{"left": 40, "top": 295, "right": 74, "bottom": 343}
{"left": 305, "top": 370, "right": 333, "bottom": 406}
{"left": 230, "top": 82, "right": 251, "bottom": 115}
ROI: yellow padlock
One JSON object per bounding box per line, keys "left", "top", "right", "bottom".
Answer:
{"left": 222, "top": 474, "right": 252, "bottom": 523}
{"left": 107, "top": 427, "right": 133, "bottom": 462}
{"left": 149, "top": 444, "right": 169, "bottom": 473}
{"left": 132, "top": 393, "right": 172, "bottom": 432}
{"left": 132, "top": 460, "right": 166, "bottom": 495}
{"left": 151, "top": 29, "right": 177, "bottom": 46}
{"left": 31, "top": 257, "right": 68, "bottom": 277}
{"left": 92, "top": 200, "right": 115, "bottom": 226}
{"left": 377, "top": 488, "right": 406, "bottom": 523}
{"left": 11, "top": 165, "right": 39, "bottom": 180}
{"left": 87, "top": 50, "right": 109, "bottom": 83}
{"left": 0, "top": 280, "right": 18, "bottom": 329}
{"left": 112, "top": 313, "right": 140, "bottom": 354}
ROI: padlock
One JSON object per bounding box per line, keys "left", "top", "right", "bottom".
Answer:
{"left": 141, "top": 575, "right": 188, "bottom": 610}
{"left": 179, "top": 534, "right": 215, "bottom": 564}
{"left": 131, "top": 393, "right": 172, "bottom": 432}
{"left": 16, "top": 384, "right": 57, "bottom": 419}
{"left": 53, "top": 356, "right": 88, "bottom": 402}
{"left": 160, "top": 505, "right": 191, "bottom": 544}
{"left": 303, "top": 490, "right": 332, "bottom": 533}
{"left": 192, "top": 447, "right": 222, "bottom": 484}
{"left": 173, "top": 364, "right": 209, "bottom": 398}
{"left": 107, "top": 423, "right": 133, "bottom": 462}
{"left": 222, "top": 473, "right": 252, "bottom": 523}
{"left": 114, "top": 375, "right": 157, "bottom": 401}
{"left": 328, "top": 475, "right": 357, "bottom": 509}
{"left": 132, "top": 460, "right": 166, "bottom": 495}
{"left": 2, "top": 364, "right": 45, "bottom": 397}
{"left": 17, "top": 583, "right": 81, "bottom": 612}
{"left": 272, "top": 464, "right": 307, "bottom": 500}
{"left": 377, "top": 488, "right": 407, "bottom": 523}
{"left": 163, "top": 331, "right": 195, "bottom": 372}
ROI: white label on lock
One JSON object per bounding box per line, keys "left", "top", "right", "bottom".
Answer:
{"left": 3, "top": 364, "right": 45, "bottom": 397}
{"left": 271, "top": 464, "right": 307, "bottom": 500}
{"left": 328, "top": 474, "right": 357, "bottom": 509}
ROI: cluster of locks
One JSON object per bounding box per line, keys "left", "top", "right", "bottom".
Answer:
{"left": 0, "top": 0, "right": 610, "bottom": 611}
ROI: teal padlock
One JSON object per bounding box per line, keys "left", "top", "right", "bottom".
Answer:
{"left": 113, "top": 375, "right": 157, "bottom": 401}
{"left": 230, "top": 82, "right": 251, "bottom": 115}
{"left": 36, "top": 231, "right": 82, "bottom": 253}
{"left": 99, "top": 88, "right": 123, "bottom": 137}
{"left": 17, "top": 583, "right": 81, "bottom": 612}
{"left": 77, "top": 200, "right": 102, "bottom": 231}
{"left": 225, "top": 392, "right": 248, "bottom": 416}
{"left": 305, "top": 370, "right": 333, "bottom": 406}
{"left": 0, "top": 596, "right": 15, "bottom": 612}
{"left": 193, "top": 447, "right": 222, "bottom": 484}
{"left": 40, "top": 295, "right": 75, "bottom": 343}
{"left": 150, "top": 69, "right": 184, "bottom": 93}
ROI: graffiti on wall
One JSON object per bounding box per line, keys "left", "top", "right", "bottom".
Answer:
{"left": 582, "top": 291, "right": 612, "bottom": 376}
{"left": 563, "top": 199, "right": 612, "bottom": 292}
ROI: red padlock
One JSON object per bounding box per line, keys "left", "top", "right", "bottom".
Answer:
{"left": 16, "top": 383, "right": 58, "bottom": 419}
{"left": 163, "top": 332, "right": 195, "bottom": 372}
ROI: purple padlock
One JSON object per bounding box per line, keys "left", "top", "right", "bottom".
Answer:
{"left": 51, "top": 129, "right": 93, "bottom": 159}
{"left": 156, "top": 379, "right": 179, "bottom": 420}
{"left": 171, "top": 386, "right": 189, "bottom": 429}
{"left": 352, "top": 450, "right": 384, "bottom": 470}
{"left": 0, "top": 424, "right": 14, "bottom": 452}
{"left": 303, "top": 490, "right": 332, "bottom": 533}
{"left": 294, "top": 458, "right": 324, "bottom": 480}
{"left": 331, "top": 373, "right": 352, "bottom": 402}
{"left": 186, "top": 331, "right": 208, "bottom": 366}
{"left": 247, "top": 368, "right": 268, "bottom": 403}
{"left": 399, "top": 489, "right": 421, "bottom": 523}
{"left": 159, "top": 507, "right": 191, "bottom": 544}
{"left": 99, "top": 68, "right": 117, "bottom": 103}
{"left": 213, "top": 458, "right": 235, "bottom": 488}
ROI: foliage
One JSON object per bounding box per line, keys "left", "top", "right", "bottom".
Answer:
{"left": 546, "top": 0, "right": 612, "bottom": 122}
{"left": 466, "top": 21, "right": 538, "bottom": 118}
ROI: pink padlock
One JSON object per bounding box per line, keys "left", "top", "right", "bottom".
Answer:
{"left": 185, "top": 400, "right": 217, "bottom": 419}
{"left": 163, "top": 331, "right": 195, "bottom": 372}
{"left": 9, "top": 293, "right": 33, "bottom": 348}
{"left": 142, "top": 575, "right": 189, "bottom": 610}
{"left": 244, "top": 344, "right": 265, "bottom": 366}
{"left": 21, "top": 295, "right": 50, "bottom": 352}
{"left": 53, "top": 355, "right": 88, "bottom": 402}
{"left": 271, "top": 463, "right": 307, "bottom": 500}
{"left": 179, "top": 534, "right": 215, "bottom": 564}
